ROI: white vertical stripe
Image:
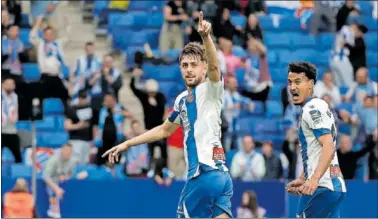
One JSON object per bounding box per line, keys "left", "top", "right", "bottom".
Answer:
{"left": 183, "top": 202, "right": 190, "bottom": 218}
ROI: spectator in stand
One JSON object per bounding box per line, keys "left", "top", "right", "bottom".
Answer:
{"left": 30, "top": 15, "right": 71, "bottom": 104}
{"left": 43, "top": 143, "right": 86, "bottom": 218}
{"left": 241, "top": 37, "right": 271, "bottom": 110}
{"left": 331, "top": 21, "right": 359, "bottom": 87}
{"left": 337, "top": 135, "right": 374, "bottom": 179}
{"left": 236, "top": 0, "right": 266, "bottom": 17}
{"left": 2, "top": 25, "right": 28, "bottom": 78}
{"left": 344, "top": 24, "right": 368, "bottom": 74}
{"left": 282, "top": 128, "right": 303, "bottom": 179}
{"left": 2, "top": 178, "right": 36, "bottom": 218}
{"left": 262, "top": 141, "right": 284, "bottom": 180}
{"left": 1, "top": 78, "right": 22, "bottom": 163}
{"left": 242, "top": 14, "right": 263, "bottom": 49}
{"left": 1, "top": 9, "right": 12, "bottom": 37}
{"left": 185, "top": 0, "right": 218, "bottom": 43}
{"left": 344, "top": 67, "right": 378, "bottom": 106}
{"left": 213, "top": 7, "right": 242, "bottom": 44}
{"left": 314, "top": 71, "right": 342, "bottom": 106}
{"left": 284, "top": 98, "right": 301, "bottom": 127}
{"left": 160, "top": 0, "right": 188, "bottom": 53}
{"left": 88, "top": 54, "right": 122, "bottom": 110}
{"left": 310, "top": 1, "right": 340, "bottom": 35}
{"left": 281, "top": 85, "right": 291, "bottom": 114}
{"left": 295, "top": 0, "right": 314, "bottom": 30}
{"left": 64, "top": 90, "right": 94, "bottom": 164}
{"left": 70, "top": 42, "right": 101, "bottom": 106}
{"left": 223, "top": 76, "right": 255, "bottom": 151}
{"left": 2, "top": 0, "right": 22, "bottom": 28}
{"left": 231, "top": 135, "right": 266, "bottom": 181}
{"left": 94, "top": 91, "right": 133, "bottom": 166}
{"left": 237, "top": 190, "right": 266, "bottom": 218}
{"left": 357, "top": 95, "right": 378, "bottom": 139}
{"left": 123, "top": 119, "right": 150, "bottom": 177}
{"left": 130, "top": 73, "right": 167, "bottom": 165}
{"left": 167, "top": 107, "right": 185, "bottom": 179}
{"left": 221, "top": 39, "right": 244, "bottom": 76}
{"left": 336, "top": 0, "right": 360, "bottom": 31}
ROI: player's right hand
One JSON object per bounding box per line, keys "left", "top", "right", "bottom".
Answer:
{"left": 101, "top": 143, "right": 128, "bottom": 164}
{"left": 286, "top": 178, "right": 305, "bottom": 195}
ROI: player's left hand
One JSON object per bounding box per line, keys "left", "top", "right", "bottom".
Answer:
{"left": 198, "top": 11, "right": 211, "bottom": 37}
{"left": 299, "top": 178, "right": 318, "bottom": 196}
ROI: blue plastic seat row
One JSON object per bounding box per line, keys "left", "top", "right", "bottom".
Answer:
{"left": 36, "top": 131, "right": 69, "bottom": 148}
{"left": 264, "top": 32, "right": 336, "bottom": 50}
{"left": 108, "top": 12, "right": 163, "bottom": 31}
{"left": 35, "top": 115, "right": 65, "bottom": 132}
{"left": 112, "top": 28, "right": 160, "bottom": 50}
{"left": 142, "top": 64, "right": 181, "bottom": 81}
{"left": 128, "top": 0, "right": 165, "bottom": 12}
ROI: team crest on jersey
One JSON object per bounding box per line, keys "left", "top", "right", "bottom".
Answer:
{"left": 309, "top": 109, "right": 322, "bottom": 124}
{"left": 186, "top": 92, "right": 194, "bottom": 103}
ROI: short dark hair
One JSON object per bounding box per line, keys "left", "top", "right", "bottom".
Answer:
{"left": 131, "top": 119, "right": 140, "bottom": 126}
{"left": 43, "top": 26, "right": 54, "bottom": 32}
{"left": 288, "top": 61, "right": 318, "bottom": 84}
{"left": 179, "top": 42, "right": 207, "bottom": 63}
{"left": 64, "top": 143, "right": 72, "bottom": 147}
{"left": 78, "top": 90, "right": 87, "bottom": 99}
{"left": 85, "top": 41, "right": 94, "bottom": 47}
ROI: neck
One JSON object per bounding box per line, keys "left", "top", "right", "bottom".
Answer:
{"left": 301, "top": 93, "right": 315, "bottom": 108}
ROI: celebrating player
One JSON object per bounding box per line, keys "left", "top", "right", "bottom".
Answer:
{"left": 102, "top": 12, "right": 233, "bottom": 218}
{"left": 286, "top": 62, "right": 347, "bottom": 218}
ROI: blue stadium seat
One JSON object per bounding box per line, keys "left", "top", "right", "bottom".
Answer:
{"left": 311, "top": 51, "right": 331, "bottom": 67}
{"left": 339, "top": 86, "right": 349, "bottom": 95}
{"left": 22, "top": 63, "right": 41, "bottom": 82}
{"left": 291, "top": 33, "right": 317, "bottom": 49}
{"left": 16, "top": 121, "right": 32, "bottom": 131}
{"left": 19, "top": 28, "right": 32, "bottom": 48}
{"left": 129, "top": 31, "right": 148, "bottom": 46}
{"left": 365, "top": 32, "right": 378, "bottom": 51}
{"left": 279, "top": 16, "right": 301, "bottom": 31}
{"left": 268, "top": 83, "right": 285, "bottom": 101}
{"left": 93, "top": 0, "right": 109, "bottom": 17}
{"left": 108, "top": 13, "right": 134, "bottom": 32}
{"left": 36, "top": 132, "right": 69, "bottom": 148}
{"left": 146, "top": 12, "right": 164, "bottom": 29}
{"left": 238, "top": 117, "right": 254, "bottom": 134}
{"left": 234, "top": 68, "right": 246, "bottom": 89}
{"left": 2, "top": 148, "right": 15, "bottom": 163}
{"left": 110, "top": 28, "right": 130, "bottom": 49}
{"left": 270, "top": 68, "right": 287, "bottom": 83}
{"left": 364, "top": 17, "right": 377, "bottom": 31}
{"left": 252, "top": 119, "right": 280, "bottom": 134}
{"left": 128, "top": 1, "right": 165, "bottom": 11}
{"left": 142, "top": 64, "right": 180, "bottom": 81}
{"left": 55, "top": 116, "right": 65, "bottom": 131}
{"left": 232, "top": 45, "right": 247, "bottom": 57}
{"left": 264, "top": 33, "right": 291, "bottom": 49}
{"left": 20, "top": 13, "right": 30, "bottom": 27}
{"left": 145, "top": 29, "right": 160, "bottom": 49}
{"left": 277, "top": 50, "right": 294, "bottom": 66}
{"left": 258, "top": 16, "right": 275, "bottom": 30}
{"left": 318, "top": 33, "right": 336, "bottom": 51}
{"left": 225, "top": 149, "right": 238, "bottom": 169}
{"left": 11, "top": 164, "right": 32, "bottom": 178}
{"left": 267, "top": 6, "right": 295, "bottom": 16}
{"left": 266, "top": 101, "right": 283, "bottom": 118}
{"left": 132, "top": 12, "right": 149, "bottom": 27}
{"left": 230, "top": 15, "right": 247, "bottom": 27}
{"left": 367, "top": 51, "right": 378, "bottom": 66}
{"left": 43, "top": 98, "right": 64, "bottom": 115}
{"left": 251, "top": 101, "right": 265, "bottom": 116}
{"left": 35, "top": 116, "right": 55, "bottom": 131}
{"left": 267, "top": 51, "right": 277, "bottom": 67}
{"left": 158, "top": 81, "right": 184, "bottom": 99}
{"left": 336, "top": 103, "right": 353, "bottom": 113}
{"left": 357, "top": 2, "right": 374, "bottom": 16}
{"left": 163, "top": 49, "right": 181, "bottom": 60}
{"left": 338, "top": 122, "right": 352, "bottom": 135}
{"left": 369, "top": 67, "right": 378, "bottom": 82}
{"left": 293, "top": 49, "right": 318, "bottom": 63}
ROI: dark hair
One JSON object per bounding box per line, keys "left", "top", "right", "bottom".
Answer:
{"left": 1, "top": 76, "right": 14, "bottom": 83}
{"left": 244, "top": 191, "right": 258, "bottom": 217}
{"left": 288, "top": 61, "right": 317, "bottom": 84}
{"left": 64, "top": 143, "right": 72, "bottom": 147}
{"left": 179, "top": 42, "right": 207, "bottom": 63}
{"left": 131, "top": 119, "right": 140, "bottom": 126}
{"left": 43, "top": 26, "right": 54, "bottom": 32}
{"left": 78, "top": 90, "right": 87, "bottom": 99}
{"left": 85, "top": 41, "right": 94, "bottom": 47}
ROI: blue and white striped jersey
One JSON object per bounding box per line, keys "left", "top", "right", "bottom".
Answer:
{"left": 298, "top": 97, "right": 347, "bottom": 193}
{"left": 168, "top": 77, "right": 228, "bottom": 179}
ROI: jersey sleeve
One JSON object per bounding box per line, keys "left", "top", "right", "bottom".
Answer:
{"left": 303, "top": 101, "right": 334, "bottom": 139}
{"left": 167, "top": 95, "right": 182, "bottom": 125}
{"left": 206, "top": 73, "right": 224, "bottom": 100}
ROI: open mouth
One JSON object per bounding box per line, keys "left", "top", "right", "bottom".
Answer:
{"left": 292, "top": 92, "right": 300, "bottom": 99}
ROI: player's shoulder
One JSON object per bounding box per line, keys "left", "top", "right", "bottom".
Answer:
{"left": 174, "top": 90, "right": 189, "bottom": 105}
{"left": 303, "top": 97, "right": 329, "bottom": 113}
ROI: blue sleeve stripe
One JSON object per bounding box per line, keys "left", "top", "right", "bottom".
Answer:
{"left": 168, "top": 110, "right": 179, "bottom": 123}
{"left": 313, "top": 128, "right": 331, "bottom": 139}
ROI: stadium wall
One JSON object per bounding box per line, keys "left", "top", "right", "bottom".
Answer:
{"left": 1, "top": 178, "right": 376, "bottom": 218}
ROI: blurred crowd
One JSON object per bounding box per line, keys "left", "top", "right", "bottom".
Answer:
{"left": 1, "top": 0, "right": 378, "bottom": 218}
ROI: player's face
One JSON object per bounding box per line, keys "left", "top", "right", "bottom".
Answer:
{"left": 180, "top": 55, "right": 206, "bottom": 88}
{"left": 61, "top": 145, "right": 72, "bottom": 160}
{"left": 288, "top": 73, "right": 313, "bottom": 105}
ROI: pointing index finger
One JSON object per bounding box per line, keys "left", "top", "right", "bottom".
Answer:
{"left": 101, "top": 149, "right": 112, "bottom": 158}
{"left": 199, "top": 11, "right": 203, "bottom": 26}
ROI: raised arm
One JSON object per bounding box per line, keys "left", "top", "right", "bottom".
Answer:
{"left": 198, "top": 11, "right": 220, "bottom": 82}
{"left": 30, "top": 16, "right": 43, "bottom": 45}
